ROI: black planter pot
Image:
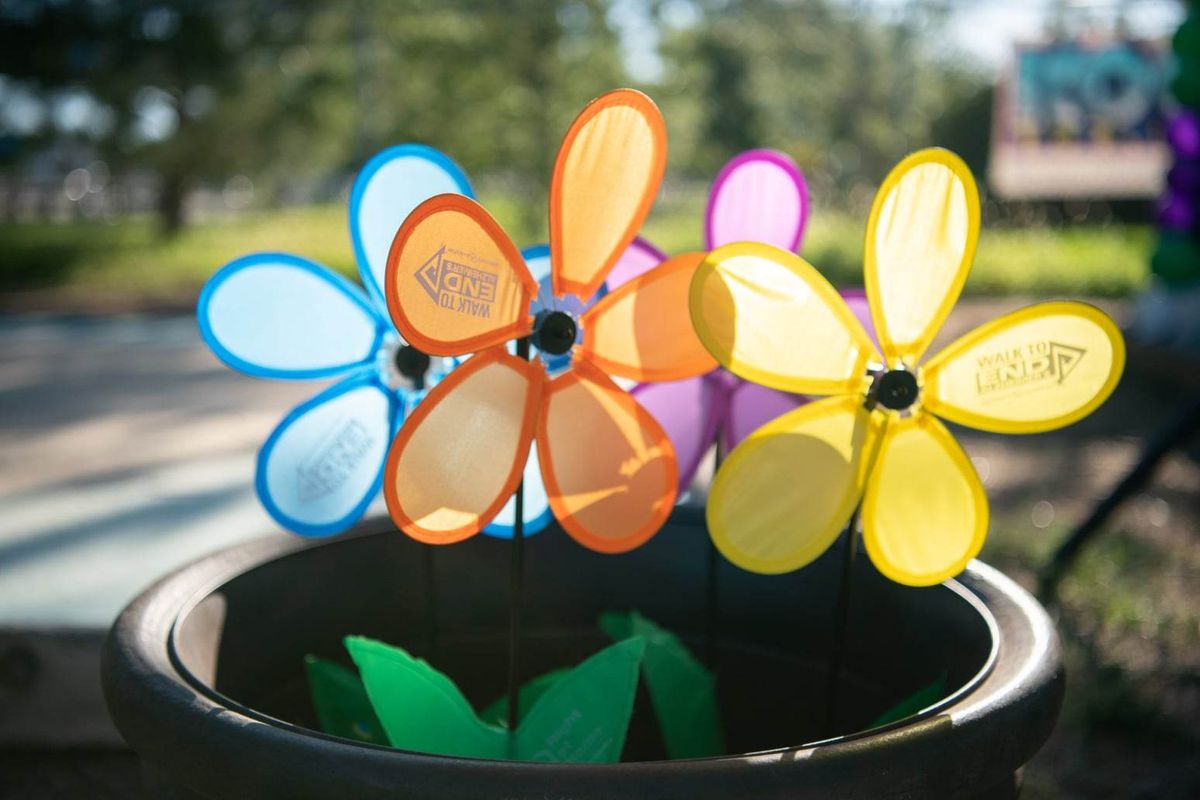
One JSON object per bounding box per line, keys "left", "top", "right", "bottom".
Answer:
{"left": 103, "top": 510, "right": 1063, "bottom": 799}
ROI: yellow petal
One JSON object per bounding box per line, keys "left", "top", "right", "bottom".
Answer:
{"left": 864, "top": 148, "right": 980, "bottom": 364}
{"left": 689, "top": 242, "right": 879, "bottom": 395}
{"left": 862, "top": 412, "right": 987, "bottom": 587}
{"left": 708, "top": 395, "right": 884, "bottom": 575}
{"left": 922, "top": 301, "right": 1125, "bottom": 434}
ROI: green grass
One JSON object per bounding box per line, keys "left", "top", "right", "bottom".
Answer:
{"left": 0, "top": 190, "right": 1154, "bottom": 299}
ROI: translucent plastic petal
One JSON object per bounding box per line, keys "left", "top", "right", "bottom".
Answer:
{"left": 198, "top": 253, "right": 381, "bottom": 379}
{"left": 631, "top": 377, "right": 719, "bottom": 492}
{"left": 862, "top": 413, "right": 987, "bottom": 587}
{"left": 384, "top": 349, "right": 543, "bottom": 543}
{"left": 707, "top": 395, "right": 882, "bottom": 575}
{"left": 258, "top": 371, "right": 397, "bottom": 537}
{"left": 922, "top": 301, "right": 1125, "bottom": 434}
{"left": 690, "top": 242, "right": 879, "bottom": 395}
{"left": 579, "top": 252, "right": 717, "bottom": 382}
{"left": 523, "top": 243, "right": 554, "bottom": 311}
{"left": 350, "top": 144, "right": 474, "bottom": 312}
{"left": 865, "top": 148, "right": 980, "bottom": 364}
{"left": 538, "top": 360, "right": 677, "bottom": 553}
{"left": 386, "top": 195, "right": 536, "bottom": 356}
{"left": 722, "top": 380, "right": 808, "bottom": 455}
{"left": 482, "top": 447, "right": 554, "bottom": 539}
{"left": 605, "top": 237, "right": 667, "bottom": 290}
{"left": 705, "top": 149, "right": 809, "bottom": 252}
{"left": 550, "top": 89, "right": 667, "bottom": 300}
{"left": 841, "top": 288, "right": 879, "bottom": 350}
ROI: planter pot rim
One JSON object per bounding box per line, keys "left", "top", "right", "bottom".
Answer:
{"left": 104, "top": 514, "right": 1064, "bottom": 799}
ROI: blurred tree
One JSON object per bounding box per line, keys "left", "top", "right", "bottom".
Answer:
{"left": 695, "top": 20, "right": 763, "bottom": 172}
{"left": 0, "top": 0, "right": 342, "bottom": 234}
{"left": 356, "top": 0, "right": 626, "bottom": 239}
{"left": 658, "top": 0, "right": 986, "bottom": 198}
{"left": 0, "top": 0, "right": 987, "bottom": 234}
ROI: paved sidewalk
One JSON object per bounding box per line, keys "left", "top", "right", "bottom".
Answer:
{"left": 0, "top": 314, "right": 317, "bottom": 626}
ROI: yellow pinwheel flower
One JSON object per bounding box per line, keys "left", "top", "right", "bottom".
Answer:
{"left": 689, "top": 148, "right": 1126, "bottom": 587}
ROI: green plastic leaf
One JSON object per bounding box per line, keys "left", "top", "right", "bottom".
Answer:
{"left": 600, "top": 611, "right": 724, "bottom": 758}
{"left": 479, "top": 668, "right": 572, "bottom": 728}
{"left": 515, "top": 637, "right": 646, "bottom": 762}
{"left": 304, "top": 656, "right": 388, "bottom": 745}
{"left": 346, "top": 635, "right": 645, "bottom": 762}
{"left": 869, "top": 674, "right": 948, "bottom": 727}
{"left": 345, "top": 636, "right": 507, "bottom": 758}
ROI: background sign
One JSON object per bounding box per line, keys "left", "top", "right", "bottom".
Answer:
{"left": 990, "top": 38, "right": 1171, "bottom": 199}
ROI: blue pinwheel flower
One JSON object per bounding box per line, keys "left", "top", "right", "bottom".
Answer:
{"left": 198, "top": 145, "right": 554, "bottom": 539}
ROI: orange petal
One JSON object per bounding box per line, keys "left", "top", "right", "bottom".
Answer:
{"left": 577, "top": 252, "right": 717, "bottom": 382}
{"left": 386, "top": 194, "right": 536, "bottom": 357}
{"left": 385, "top": 348, "right": 543, "bottom": 543}
{"left": 537, "top": 359, "right": 677, "bottom": 553}
{"left": 550, "top": 89, "right": 667, "bottom": 301}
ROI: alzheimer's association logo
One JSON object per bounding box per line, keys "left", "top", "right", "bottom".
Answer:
{"left": 416, "top": 245, "right": 498, "bottom": 319}
{"left": 297, "top": 417, "right": 374, "bottom": 504}
{"left": 975, "top": 341, "right": 1086, "bottom": 396}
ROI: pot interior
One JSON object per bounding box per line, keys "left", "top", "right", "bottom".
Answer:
{"left": 171, "top": 513, "right": 997, "bottom": 761}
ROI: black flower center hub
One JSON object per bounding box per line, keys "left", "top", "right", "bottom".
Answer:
{"left": 532, "top": 310, "right": 577, "bottom": 357}
{"left": 873, "top": 367, "right": 920, "bottom": 411}
{"left": 393, "top": 344, "right": 431, "bottom": 381}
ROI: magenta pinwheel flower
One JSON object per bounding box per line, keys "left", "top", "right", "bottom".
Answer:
{"left": 614, "top": 149, "right": 875, "bottom": 491}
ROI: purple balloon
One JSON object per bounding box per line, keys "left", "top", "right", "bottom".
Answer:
{"left": 1168, "top": 111, "right": 1200, "bottom": 161}
{"left": 1169, "top": 161, "right": 1200, "bottom": 193}
{"left": 1158, "top": 190, "right": 1196, "bottom": 231}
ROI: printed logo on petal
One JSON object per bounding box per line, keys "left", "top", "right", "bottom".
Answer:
{"left": 297, "top": 417, "right": 376, "bottom": 503}
{"left": 415, "top": 244, "right": 499, "bottom": 319}
{"left": 974, "top": 340, "right": 1086, "bottom": 397}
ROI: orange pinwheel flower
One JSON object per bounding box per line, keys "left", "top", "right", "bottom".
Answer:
{"left": 381, "top": 89, "right": 716, "bottom": 553}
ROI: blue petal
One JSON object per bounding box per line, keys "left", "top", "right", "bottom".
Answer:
{"left": 350, "top": 145, "right": 475, "bottom": 315}
{"left": 199, "top": 253, "right": 384, "bottom": 380}
{"left": 483, "top": 448, "right": 555, "bottom": 539}
{"left": 257, "top": 370, "right": 399, "bottom": 537}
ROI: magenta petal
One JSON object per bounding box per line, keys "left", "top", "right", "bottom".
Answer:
{"left": 632, "top": 376, "right": 719, "bottom": 492}
{"left": 705, "top": 149, "right": 810, "bottom": 252}
{"left": 722, "top": 380, "right": 809, "bottom": 455}
{"left": 605, "top": 236, "right": 668, "bottom": 290}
